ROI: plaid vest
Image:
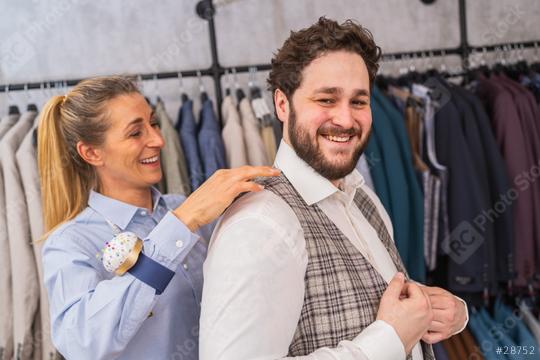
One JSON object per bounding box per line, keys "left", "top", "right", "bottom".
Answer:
{"left": 261, "top": 174, "right": 434, "bottom": 359}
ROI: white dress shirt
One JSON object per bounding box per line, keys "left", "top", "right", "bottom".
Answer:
{"left": 201, "top": 141, "right": 468, "bottom": 359}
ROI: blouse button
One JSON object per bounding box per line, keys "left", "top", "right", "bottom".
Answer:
{"left": 183, "top": 263, "right": 189, "bottom": 270}
{"left": 176, "top": 240, "right": 184, "bottom": 248}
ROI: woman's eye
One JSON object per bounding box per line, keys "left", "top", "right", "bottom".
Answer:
{"left": 151, "top": 122, "right": 161, "bottom": 129}
{"left": 129, "top": 131, "right": 141, "bottom": 137}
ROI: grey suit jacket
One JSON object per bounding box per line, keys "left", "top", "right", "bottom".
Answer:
{"left": 155, "top": 100, "right": 191, "bottom": 195}
{"left": 16, "top": 116, "right": 60, "bottom": 360}
{"left": 0, "top": 113, "right": 21, "bottom": 360}
{"left": 1, "top": 111, "right": 39, "bottom": 360}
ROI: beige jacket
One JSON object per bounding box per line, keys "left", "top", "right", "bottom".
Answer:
{"left": 1, "top": 111, "right": 39, "bottom": 360}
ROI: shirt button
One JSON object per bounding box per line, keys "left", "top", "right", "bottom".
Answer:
{"left": 140, "top": 210, "right": 147, "bottom": 216}
{"left": 176, "top": 240, "right": 184, "bottom": 248}
{"left": 183, "top": 263, "right": 189, "bottom": 270}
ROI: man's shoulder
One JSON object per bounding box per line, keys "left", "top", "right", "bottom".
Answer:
{"left": 208, "top": 188, "right": 304, "bottom": 255}
{"left": 221, "top": 188, "right": 297, "bottom": 229}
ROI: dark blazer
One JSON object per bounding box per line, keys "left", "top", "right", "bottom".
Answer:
{"left": 493, "top": 75, "right": 540, "bottom": 278}
{"left": 455, "top": 85, "right": 515, "bottom": 285}
{"left": 432, "top": 78, "right": 489, "bottom": 292}
{"left": 447, "top": 84, "right": 497, "bottom": 291}
{"left": 476, "top": 76, "right": 537, "bottom": 286}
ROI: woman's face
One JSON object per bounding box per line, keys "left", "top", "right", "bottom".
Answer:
{"left": 95, "top": 92, "right": 164, "bottom": 191}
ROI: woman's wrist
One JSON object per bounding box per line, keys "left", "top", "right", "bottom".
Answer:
{"left": 173, "top": 207, "right": 200, "bottom": 232}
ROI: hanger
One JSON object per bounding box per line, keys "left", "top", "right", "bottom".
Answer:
{"left": 375, "top": 55, "right": 397, "bottom": 91}
{"left": 224, "top": 69, "right": 231, "bottom": 96}
{"left": 153, "top": 74, "right": 161, "bottom": 103}
{"left": 248, "top": 66, "right": 262, "bottom": 99}
{"left": 178, "top": 72, "right": 189, "bottom": 103}
{"left": 5, "top": 85, "right": 20, "bottom": 116}
{"left": 136, "top": 75, "right": 152, "bottom": 106}
{"left": 197, "top": 70, "right": 208, "bottom": 103}
{"left": 531, "top": 42, "right": 540, "bottom": 73}
{"left": 233, "top": 68, "right": 245, "bottom": 103}
{"left": 24, "top": 84, "right": 38, "bottom": 112}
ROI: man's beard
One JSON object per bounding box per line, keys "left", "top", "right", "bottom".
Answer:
{"left": 288, "top": 105, "right": 370, "bottom": 181}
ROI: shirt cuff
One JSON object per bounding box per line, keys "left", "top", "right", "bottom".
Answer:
{"left": 144, "top": 211, "right": 200, "bottom": 270}
{"left": 353, "top": 320, "right": 406, "bottom": 360}
{"left": 452, "top": 295, "right": 469, "bottom": 335}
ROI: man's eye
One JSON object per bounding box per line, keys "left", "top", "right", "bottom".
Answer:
{"left": 352, "top": 100, "right": 368, "bottom": 106}
{"left": 130, "top": 131, "right": 141, "bottom": 137}
{"left": 318, "top": 98, "right": 335, "bottom": 105}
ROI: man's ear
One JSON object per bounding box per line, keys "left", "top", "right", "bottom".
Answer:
{"left": 274, "top": 89, "right": 290, "bottom": 124}
{"left": 77, "top": 140, "right": 104, "bottom": 167}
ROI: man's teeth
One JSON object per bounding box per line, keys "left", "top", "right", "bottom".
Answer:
{"left": 140, "top": 156, "right": 159, "bottom": 164}
{"left": 324, "top": 135, "right": 351, "bottom": 143}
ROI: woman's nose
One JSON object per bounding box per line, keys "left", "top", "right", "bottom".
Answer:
{"left": 147, "top": 125, "right": 165, "bottom": 148}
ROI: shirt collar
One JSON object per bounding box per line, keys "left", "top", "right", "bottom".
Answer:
{"left": 274, "top": 140, "right": 365, "bottom": 206}
{"left": 87, "top": 187, "right": 164, "bottom": 230}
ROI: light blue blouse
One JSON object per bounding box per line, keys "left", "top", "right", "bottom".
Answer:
{"left": 43, "top": 188, "right": 210, "bottom": 360}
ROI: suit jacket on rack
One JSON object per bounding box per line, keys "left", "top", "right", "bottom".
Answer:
{"left": 373, "top": 87, "right": 425, "bottom": 282}
{"left": 197, "top": 98, "right": 226, "bottom": 180}
{"left": 15, "top": 117, "right": 60, "bottom": 360}
{"left": 455, "top": 86, "right": 515, "bottom": 285}
{"left": 476, "top": 76, "right": 537, "bottom": 286}
{"left": 221, "top": 95, "right": 248, "bottom": 168}
{"left": 1, "top": 111, "right": 39, "bottom": 360}
{"left": 238, "top": 97, "right": 269, "bottom": 166}
{"left": 446, "top": 84, "right": 497, "bottom": 290}
{"left": 176, "top": 99, "right": 205, "bottom": 191}
{"left": 432, "top": 85, "right": 490, "bottom": 293}
{"left": 0, "top": 113, "right": 20, "bottom": 360}
{"left": 155, "top": 99, "right": 190, "bottom": 195}
{"left": 493, "top": 75, "right": 540, "bottom": 277}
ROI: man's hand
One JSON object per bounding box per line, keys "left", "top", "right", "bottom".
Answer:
{"left": 376, "top": 273, "right": 434, "bottom": 354}
{"left": 420, "top": 286, "right": 467, "bottom": 344}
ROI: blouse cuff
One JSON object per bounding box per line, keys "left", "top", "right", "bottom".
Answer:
{"left": 144, "top": 211, "right": 200, "bottom": 270}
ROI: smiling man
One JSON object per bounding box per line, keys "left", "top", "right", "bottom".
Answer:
{"left": 199, "top": 18, "right": 467, "bottom": 360}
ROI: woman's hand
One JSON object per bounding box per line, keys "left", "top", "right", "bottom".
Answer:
{"left": 173, "top": 166, "right": 281, "bottom": 232}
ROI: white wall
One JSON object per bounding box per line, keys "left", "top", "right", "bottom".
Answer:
{"left": 0, "top": 0, "right": 539, "bottom": 117}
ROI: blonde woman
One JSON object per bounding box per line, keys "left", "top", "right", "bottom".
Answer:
{"left": 38, "top": 76, "right": 279, "bottom": 360}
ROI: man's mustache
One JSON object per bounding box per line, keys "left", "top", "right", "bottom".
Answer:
{"left": 317, "top": 126, "right": 361, "bottom": 137}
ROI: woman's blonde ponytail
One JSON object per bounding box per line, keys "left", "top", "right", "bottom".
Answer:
{"left": 37, "top": 76, "right": 140, "bottom": 240}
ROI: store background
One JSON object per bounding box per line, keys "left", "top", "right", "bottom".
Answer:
{"left": 1, "top": 1, "right": 540, "bottom": 359}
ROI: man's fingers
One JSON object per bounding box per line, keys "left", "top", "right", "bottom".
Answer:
{"left": 421, "top": 331, "right": 445, "bottom": 344}
{"left": 427, "top": 320, "right": 447, "bottom": 333}
{"left": 406, "top": 281, "right": 429, "bottom": 303}
{"left": 431, "top": 308, "right": 456, "bottom": 325}
{"left": 384, "top": 272, "right": 406, "bottom": 298}
{"left": 427, "top": 294, "right": 455, "bottom": 310}
{"left": 421, "top": 286, "right": 447, "bottom": 296}
{"left": 231, "top": 181, "right": 265, "bottom": 196}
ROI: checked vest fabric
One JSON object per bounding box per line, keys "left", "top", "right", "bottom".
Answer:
{"left": 260, "top": 174, "right": 435, "bottom": 359}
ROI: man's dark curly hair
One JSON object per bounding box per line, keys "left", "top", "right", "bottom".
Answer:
{"left": 267, "top": 17, "right": 381, "bottom": 100}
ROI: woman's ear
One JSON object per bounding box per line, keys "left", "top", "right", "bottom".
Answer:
{"left": 274, "top": 89, "right": 290, "bottom": 124}
{"left": 77, "top": 141, "right": 104, "bottom": 167}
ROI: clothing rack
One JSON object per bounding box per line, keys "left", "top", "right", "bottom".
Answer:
{"left": 1, "top": 0, "right": 539, "bottom": 121}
